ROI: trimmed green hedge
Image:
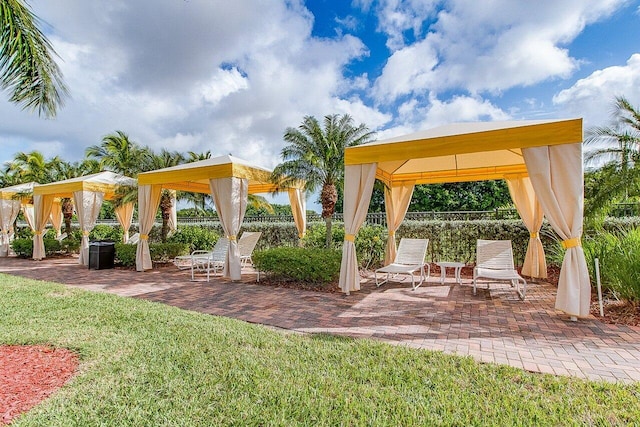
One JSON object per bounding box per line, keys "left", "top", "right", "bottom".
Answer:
{"left": 114, "top": 242, "right": 190, "bottom": 267}
{"left": 11, "top": 238, "right": 81, "bottom": 258}
{"left": 253, "top": 247, "right": 341, "bottom": 285}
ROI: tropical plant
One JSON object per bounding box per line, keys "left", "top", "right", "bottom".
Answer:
{"left": 271, "top": 114, "right": 375, "bottom": 247}
{"left": 0, "top": 0, "right": 68, "bottom": 117}
{"left": 584, "top": 96, "right": 640, "bottom": 219}
{"left": 85, "top": 131, "right": 148, "bottom": 177}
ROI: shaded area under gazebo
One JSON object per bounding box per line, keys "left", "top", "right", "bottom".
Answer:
{"left": 339, "top": 118, "right": 590, "bottom": 318}
{"left": 135, "top": 155, "right": 306, "bottom": 280}
{"left": 32, "top": 171, "right": 137, "bottom": 264}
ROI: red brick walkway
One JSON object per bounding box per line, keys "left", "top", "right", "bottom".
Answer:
{"left": 1, "top": 256, "right": 639, "bottom": 383}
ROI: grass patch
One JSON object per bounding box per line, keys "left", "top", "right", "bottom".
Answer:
{"left": 1, "top": 274, "right": 639, "bottom": 426}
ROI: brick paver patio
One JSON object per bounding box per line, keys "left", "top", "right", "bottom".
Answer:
{"left": 1, "top": 256, "right": 639, "bottom": 383}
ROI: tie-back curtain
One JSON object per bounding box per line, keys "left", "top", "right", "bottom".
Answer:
{"left": 136, "top": 184, "right": 162, "bottom": 271}
{"left": 209, "top": 177, "right": 248, "bottom": 281}
{"left": 339, "top": 163, "right": 377, "bottom": 294}
{"left": 522, "top": 143, "right": 590, "bottom": 317}
{"left": 49, "top": 200, "right": 63, "bottom": 237}
{"left": 288, "top": 188, "right": 307, "bottom": 243}
{"left": 383, "top": 183, "right": 415, "bottom": 265}
{"left": 33, "top": 195, "right": 54, "bottom": 260}
{"left": 0, "top": 199, "right": 21, "bottom": 257}
{"left": 73, "top": 190, "right": 105, "bottom": 265}
{"left": 506, "top": 176, "right": 547, "bottom": 278}
{"left": 115, "top": 202, "right": 135, "bottom": 243}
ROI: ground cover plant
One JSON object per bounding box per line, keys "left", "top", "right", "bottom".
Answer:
{"left": 1, "top": 274, "right": 640, "bottom": 426}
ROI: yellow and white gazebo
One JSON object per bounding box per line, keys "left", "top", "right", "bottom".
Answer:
{"left": 339, "top": 118, "right": 590, "bottom": 318}
{"left": 32, "top": 171, "right": 137, "bottom": 264}
{"left": 135, "top": 155, "right": 306, "bottom": 280}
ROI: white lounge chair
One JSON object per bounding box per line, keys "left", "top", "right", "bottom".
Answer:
{"left": 473, "top": 239, "right": 526, "bottom": 300}
{"left": 190, "top": 237, "right": 230, "bottom": 282}
{"left": 375, "top": 238, "right": 430, "bottom": 290}
{"left": 238, "top": 231, "right": 261, "bottom": 267}
{"left": 126, "top": 233, "right": 140, "bottom": 245}
{"left": 55, "top": 232, "right": 68, "bottom": 242}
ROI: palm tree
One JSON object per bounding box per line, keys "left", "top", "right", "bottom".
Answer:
{"left": 49, "top": 158, "right": 101, "bottom": 235}
{"left": 584, "top": 96, "right": 640, "bottom": 218}
{"left": 86, "top": 131, "right": 147, "bottom": 177}
{"left": 271, "top": 114, "right": 375, "bottom": 247}
{"left": 0, "top": 0, "right": 68, "bottom": 117}
{"left": 144, "top": 149, "right": 185, "bottom": 241}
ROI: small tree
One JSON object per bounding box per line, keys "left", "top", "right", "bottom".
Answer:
{"left": 271, "top": 114, "right": 375, "bottom": 247}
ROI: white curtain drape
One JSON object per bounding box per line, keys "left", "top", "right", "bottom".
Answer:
{"left": 168, "top": 191, "right": 178, "bottom": 233}
{"left": 33, "top": 195, "right": 54, "bottom": 260}
{"left": 136, "top": 184, "right": 162, "bottom": 271}
{"left": 523, "top": 143, "right": 590, "bottom": 317}
{"left": 288, "top": 188, "right": 307, "bottom": 243}
{"left": 339, "top": 163, "right": 378, "bottom": 294}
{"left": 506, "top": 176, "right": 547, "bottom": 278}
{"left": 0, "top": 199, "right": 21, "bottom": 257}
{"left": 73, "top": 190, "right": 105, "bottom": 265}
{"left": 209, "top": 177, "right": 248, "bottom": 281}
{"left": 115, "top": 202, "right": 135, "bottom": 243}
{"left": 22, "top": 204, "right": 35, "bottom": 231}
{"left": 49, "top": 199, "right": 63, "bottom": 237}
{"left": 383, "top": 183, "right": 415, "bottom": 265}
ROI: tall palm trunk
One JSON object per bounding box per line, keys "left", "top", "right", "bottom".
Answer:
{"left": 61, "top": 198, "right": 73, "bottom": 235}
{"left": 159, "top": 193, "right": 172, "bottom": 243}
{"left": 320, "top": 183, "right": 337, "bottom": 248}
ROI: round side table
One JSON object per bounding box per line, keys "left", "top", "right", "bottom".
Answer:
{"left": 436, "top": 261, "right": 465, "bottom": 284}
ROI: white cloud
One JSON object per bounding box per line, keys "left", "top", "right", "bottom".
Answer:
{"left": 1, "top": 0, "right": 375, "bottom": 173}
{"left": 553, "top": 53, "right": 640, "bottom": 127}
{"left": 372, "top": 0, "right": 625, "bottom": 103}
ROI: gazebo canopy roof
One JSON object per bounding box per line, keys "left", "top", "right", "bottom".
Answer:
{"left": 345, "top": 118, "right": 583, "bottom": 186}
{"left": 0, "top": 182, "right": 37, "bottom": 200}
{"left": 33, "top": 171, "right": 136, "bottom": 200}
{"left": 137, "top": 155, "right": 299, "bottom": 194}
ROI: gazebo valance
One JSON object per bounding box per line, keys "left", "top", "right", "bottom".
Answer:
{"left": 135, "top": 155, "right": 306, "bottom": 280}
{"left": 340, "top": 118, "right": 591, "bottom": 318}
{"left": 32, "top": 171, "right": 137, "bottom": 264}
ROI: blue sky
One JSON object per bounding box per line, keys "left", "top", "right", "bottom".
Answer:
{"left": 1, "top": 0, "right": 640, "bottom": 210}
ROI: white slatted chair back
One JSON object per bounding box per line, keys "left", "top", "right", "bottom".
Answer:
{"left": 394, "top": 238, "right": 429, "bottom": 266}
{"left": 476, "top": 239, "right": 515, "bottom": 270}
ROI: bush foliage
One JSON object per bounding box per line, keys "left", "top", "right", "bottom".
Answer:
{"left": 253, "top": 247, "right": 342, "bottom": 285}
{"left": 11, "top": 238, "right": 81, "bottom": 258}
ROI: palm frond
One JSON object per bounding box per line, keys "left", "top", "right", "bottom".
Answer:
{"left": 0, "top": 0, "right": 68, "bottom": 117}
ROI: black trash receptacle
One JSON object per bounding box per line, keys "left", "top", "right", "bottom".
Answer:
{"left": 88, "top": 241, "right": 115, "bottom": 270}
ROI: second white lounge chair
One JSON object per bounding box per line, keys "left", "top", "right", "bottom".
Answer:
{"left": 238, "top": 231, "right": 262, "bottom": 267}
{"left": 375, "top": 238, "right": 430, "bottom": 290}
{"left": 473, "top": 239, "right": 526, "bottom": 300}
{"left": 190, "top": 237, "right": 230, "bottom": 282}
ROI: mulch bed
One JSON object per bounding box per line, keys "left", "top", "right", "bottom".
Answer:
{"left": 0, "top": 345, "right": 78, "bottom": 425}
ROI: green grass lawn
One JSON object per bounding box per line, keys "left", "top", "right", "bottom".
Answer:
{"left": 1, "top": 273, "right": 639, "bottom": 426}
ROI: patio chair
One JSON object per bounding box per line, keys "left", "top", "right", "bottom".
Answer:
{"left": 190, "top": 237, "right": 230, "bottom": 282}
{"left": 126, "top": 233, "right": 140, "bottom": 245}
{"left": 473, "top": 239, "right": 526, "bottom": 300}
{"left": 375, "top": 238, "right": 430, "bottom": 290}
{"left": 238, "top": 231, "right": 262, "bottom": 267}
{"left": 55, "top": 232, "right": 68, "bottom": 242}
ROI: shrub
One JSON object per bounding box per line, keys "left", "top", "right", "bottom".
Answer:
{"left": 149, "top": 243, "right": 190, "bottom": 263}
{"left": 90, "top": 224, "right": 124, "bottom": 242}
{"left": 253, "top": 247, "right": 341, "bottom": 285}
{"left": 581, "top": 227, "right": 640, "bottom": 301}
{"left": 166, "top": 226, "right": 220, "bottom": 252}
{"left": 11, "top": 238, "right": 33, "bottom": 257}
{"left": 10, "top": 237, "right": 80, "bottom": 257}
{"left": 115, "top": 244, "right": 137, "bottom": 267}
